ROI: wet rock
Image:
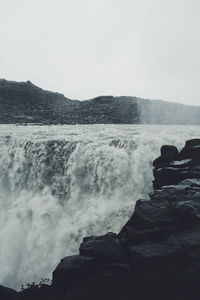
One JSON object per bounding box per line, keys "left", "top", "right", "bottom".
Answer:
{"left": 19, "top": 284, "right": 53, "bottom": 300}
{"left": 180, "top": 139, "right": 200, "bottom": 159}
{"left": 129, "top": 242, "right": 179, "bottom": 262}
{"left": 153, "top": 140, "right": 200, "bottom": 189}
{"left": 118, "top": 198, "right": 177, "bottom": 246}
{"left": 153, "top": 166, "right": 200, "bottom": 189}
{"left": 52, "top": 255, "right": 99, "bottom": 288}
{"left": 0, "top": 285, "right": 18, "bottom": 300}
{"left": 161, "top": 145, "right": 179, "bottom": 160}
{"left": 153, "top": 145, "right": 179, "bottom": 168}
{"left": 79, "top": 232, "right": 126, "bottom": 262}
{"left": 166, "top": 226, "right": 200, "bottom": 248}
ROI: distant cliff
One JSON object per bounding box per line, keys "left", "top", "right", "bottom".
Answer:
{"left": 0, "top": 79, "right": 200, "bottom": 124}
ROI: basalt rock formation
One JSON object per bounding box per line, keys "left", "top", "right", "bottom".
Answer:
{"left": 1, "top": 78, "right": 200, "bottom": 124}
{"left": 2, "top": 139, "right": 200, "bottom": 299}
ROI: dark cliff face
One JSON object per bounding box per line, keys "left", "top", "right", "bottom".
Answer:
{"left": 3, "top": 139, "right": 200, "bottom": 300}
{"left": 0, "top": 79, "right": 70, "bottom": 124}
{"left": 0, "top": 79, "right": 139, "bottom": 124}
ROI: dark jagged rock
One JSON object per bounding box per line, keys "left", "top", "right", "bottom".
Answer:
{"left": 4, "top": 138, "right": 200, "bottom": 299}
{"left": 53, "top": 233, "right": 127, "bottom": 290}
{"left": 79, "top": 232, "right": 126, "bottom": 262}
{"left": 118, "top": 198, "right": 177, "bottom": 246}
{"left": 0, "top": 285, "right": 18, "bottom": 300}
{"left": 179, "top": 138, "right": 200, "bottom": 159}
{"left": 128, "top": 242, "right": 180, "bottom": 261}
{"left": 52, "top": 255, "right": 99, "bottom": 288}
{"left": 153, "top": 145, "right": 179, "bottom": 168}
{"left": 19, "top": 285, "right": 53, "bottom": 300}
{"left": 153, "top": 139, "right": 200, "bottom": 189}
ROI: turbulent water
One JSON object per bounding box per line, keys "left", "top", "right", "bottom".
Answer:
{"left": 0, "top": 124, "right": 199, "bottom": 289}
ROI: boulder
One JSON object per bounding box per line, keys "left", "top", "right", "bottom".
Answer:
{"left": 153, "top": 145, "right": 179, "bottom": 168}
{"left": 160, "top": 145, "right": 179, "bottom": 159}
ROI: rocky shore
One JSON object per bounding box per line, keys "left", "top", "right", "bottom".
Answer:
{"left": 2, "top": 139, "right": 200, "bottom": 299}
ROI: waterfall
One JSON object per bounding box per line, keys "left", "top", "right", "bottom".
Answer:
{"left": 137, "top": 99, "right": 200, "bottom": 124}
{"left": 0, "top": 124, "right": 199, "bottom": 289}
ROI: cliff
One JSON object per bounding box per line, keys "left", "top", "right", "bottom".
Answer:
{"left": 0, "top": 79, "right": 139, "bottom": 124}
{"left": 2, "top": 138, "right": 200, "bottom": 299}
{"left": 1, "top": 79, "right": 200, "bottom": 124}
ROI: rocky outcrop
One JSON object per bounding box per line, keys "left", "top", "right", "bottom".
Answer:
{"left": 1, "top": 79, "right": 200, "bottom": 124}
{"left": 4, "top": 139, "right": 200, "bottom": 299}
{"left": 153, "top": 139, "right": 200, "bottom": 189}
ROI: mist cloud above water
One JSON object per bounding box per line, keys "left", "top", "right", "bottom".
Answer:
{"left": 0, "top": 0, "right": 200, "bottom": 105}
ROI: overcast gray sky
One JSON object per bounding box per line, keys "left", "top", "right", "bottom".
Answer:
{"left": 0, "top": 0, "right": 200, "bottom": 105}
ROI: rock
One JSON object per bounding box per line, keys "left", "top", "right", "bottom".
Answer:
{"left": 52, "top": 255, "right": 99, "bottom": 288}
{"left": 180, "top": 139, "right": 200, "bottom": 159}
{"left": 153, "top": 141, "right": 200, "bottom": 189}
{"left": 171, "top": 199, "right": 200, "bottom": 223}
{"left": 166, "top": 226, "right": 200, "bottom": 248}
{"left": 0, "top": 285, "right": 18, "bottom": 300}
{"left": 118, "top": 198, "right": 177, "bottom": 246}
{"left": 19, "top": 284, "right": 53, "bottom": 300}
{"left": 170, "top": 158, "right": 193, "bottom": 167}
{"left": 129, "top": 199, "right": 173, "bottom": 228}
{"left": 129, "top": 243, "right": 179, "bottom": 262}
{"left": 161, "top": 145, "right": 179, "bottom": 159}
{"left": 153, "top": 145, "right": 179, "bottom": 168}
{"left": 185, "top": 139, "right": 200, "bottom": 147}
{"left": 153, "top": 166, "right": 200, "bottom": 189}
{"left": 79, "top": 232, "right": 126, "bottom": 262}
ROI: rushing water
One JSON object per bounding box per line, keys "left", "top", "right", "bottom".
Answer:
{"left": 0, "top": 124, "right": 199, "bottom": 289}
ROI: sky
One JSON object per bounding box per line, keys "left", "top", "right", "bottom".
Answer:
{"left": 0, "top": 0, "right": 200, "bottom": 105}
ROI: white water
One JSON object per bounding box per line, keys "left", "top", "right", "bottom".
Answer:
{"left": 0, "top": 124, "right": 199, "bottom": 289}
